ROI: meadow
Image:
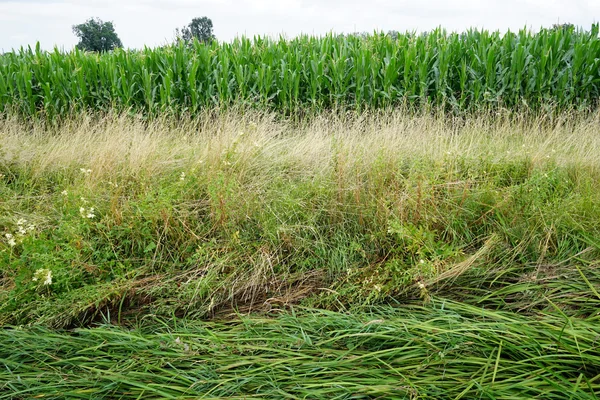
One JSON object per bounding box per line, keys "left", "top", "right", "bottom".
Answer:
{"left": 1, "top": 27, "right": 600, "bottom": 398}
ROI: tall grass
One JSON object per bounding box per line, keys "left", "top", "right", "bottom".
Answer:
{"left": 2, "top": 110, "right": 600, "bottom": 327}
{"left": 1, "top": 25, "right": 599, "bottom": 119}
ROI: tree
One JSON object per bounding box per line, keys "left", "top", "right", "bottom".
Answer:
{"left": 551, "top": 23, "right": 575, "bottom": 32}
{"left": 72, "top": 17, "right": 123, "bottom": 52}
{"left": 176, "top": 17, "right": 215, "bottom": 44}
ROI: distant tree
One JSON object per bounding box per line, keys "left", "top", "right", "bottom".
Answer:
{"left": 387, "top": 30, "right": 401, "bottom": 40}
{"left": 72, "top": 17, "right": 123, "bottom": 52}
{"left": 551, "top": 23, "right": 575, "bottom": 32}
{"left": 351, "top": 32, "right": 370, "bottom": 39}
{"left": 176, "top": 17, "right": 215, "bottom": 44}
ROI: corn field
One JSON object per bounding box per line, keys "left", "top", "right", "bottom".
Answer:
{"left": 1, "top": 26, "right": 599, "bottom": 118}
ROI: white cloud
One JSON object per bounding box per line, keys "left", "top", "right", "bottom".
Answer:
{"left": 0, "top": 0, "right": 598, "bottom": 51}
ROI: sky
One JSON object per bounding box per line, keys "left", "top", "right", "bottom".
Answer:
{"left": 0, "top": 0, "right": 598, "bottom": 51}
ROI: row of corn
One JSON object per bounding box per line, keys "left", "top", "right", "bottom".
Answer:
{"left": 1, "top": 26, "right": 599, "bottom": 118}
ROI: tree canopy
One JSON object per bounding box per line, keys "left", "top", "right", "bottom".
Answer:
{"left": 72, "top": 17, "right": 123, "bottom": 52}
{"left": 176, "top": 17, "right": 215, "bottom": 43}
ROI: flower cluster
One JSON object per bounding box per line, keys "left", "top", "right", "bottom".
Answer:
{"left": 80, "top": 206, "right": 96, "bottom": 219}
{"left": 4, "top": 218, "right": 35, "bottom": 247}
{"left": 79, "top": 197, "right": 96, "bottom": 219}
{"left": 32, "top": 268, "right": 53, "bottom": 286}
{"left": 16, "top": 218, "right": 35, "bottom": 235}
{"left": 5, "top": 233, "right": 16, "bottom": 247}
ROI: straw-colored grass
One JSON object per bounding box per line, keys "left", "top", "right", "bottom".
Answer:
{"left": 3, "top": 110, "right": 600, "bottom": 177}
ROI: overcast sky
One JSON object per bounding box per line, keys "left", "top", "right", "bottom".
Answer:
{"left": 1, "top": 0, "right": 598, "bottom": 51}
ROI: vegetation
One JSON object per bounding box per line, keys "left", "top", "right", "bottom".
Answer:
{"left": 2, "top": 24, "right": 600, "bottom": 397}
{"left": 2, "top": 110, "right": 600, "bottom": 328}
{"left": 175, "top": 16, "right": 215, "bottom": 44}
{"left": 1, "top": 26, "right": 599, "bottom": 119}
{"left": 2, "top": 302, "right": 599, "bottom": 398}
{"left": 2, "top": 107, "right": 600, "bottom": 394}
{"left": 72, "top": 17, "right": 123, "bottom": 53}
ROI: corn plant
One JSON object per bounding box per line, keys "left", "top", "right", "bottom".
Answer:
{"left": 1, "top": 25, "right": 599, "bottom": 119}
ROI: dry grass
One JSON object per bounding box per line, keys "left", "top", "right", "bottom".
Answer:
{"left": 2, "top": 109, "right": 600, "bottom": 183}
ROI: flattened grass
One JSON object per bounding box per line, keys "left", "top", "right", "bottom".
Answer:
{"left": 1, "top": 301, "right": 599, "bottom": 399}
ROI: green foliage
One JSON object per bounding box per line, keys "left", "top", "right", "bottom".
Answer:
{"left": 72, "top": 17, "right": 123, "bottom": 53}
{"left": 175, "top": 16, "right": 215, "bottom": 44}
{"left": 3, "top": 114, "right": 600, "bottom": 327}
{"left": 1, "top": 25, "right": 599, "bottom": 118}
{"left": 1, "top": 303, "right": 599, "bottom": 398}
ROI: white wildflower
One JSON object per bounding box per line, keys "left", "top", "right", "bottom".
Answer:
{"left": 33, "top": 268, "right": 52, "bottom": 286}
{"left": 179, "top": 172, "right": 186, "bottom": 181}
{"left": 61, "top": 190, "right": 68, "bottom": 196}
{"left": 80, "top": 206, "right": 95, "bottom": 219}
{"left": 417, "top": 282, "right": 426, "bottom": 290}
{"left": 16, "top": 219, "right": 28, "bottom": 236}
{"left": 5, "top": 233, "right": 16, "bottom": 247}
{"left": 80, "top": 168, "right": 92, "bottom": 175}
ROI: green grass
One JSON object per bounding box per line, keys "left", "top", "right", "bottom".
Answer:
{"left": 2, "top": 109, "right": 600, "bottom": 397}
{"left": 2, "top": 110, "right": 600, "bottom": 327}
{"left": 1, "top": 302, "right": 599, "bottom": 399}
{"left": 1, "top": 25, "right": 600, "bottom": 119}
